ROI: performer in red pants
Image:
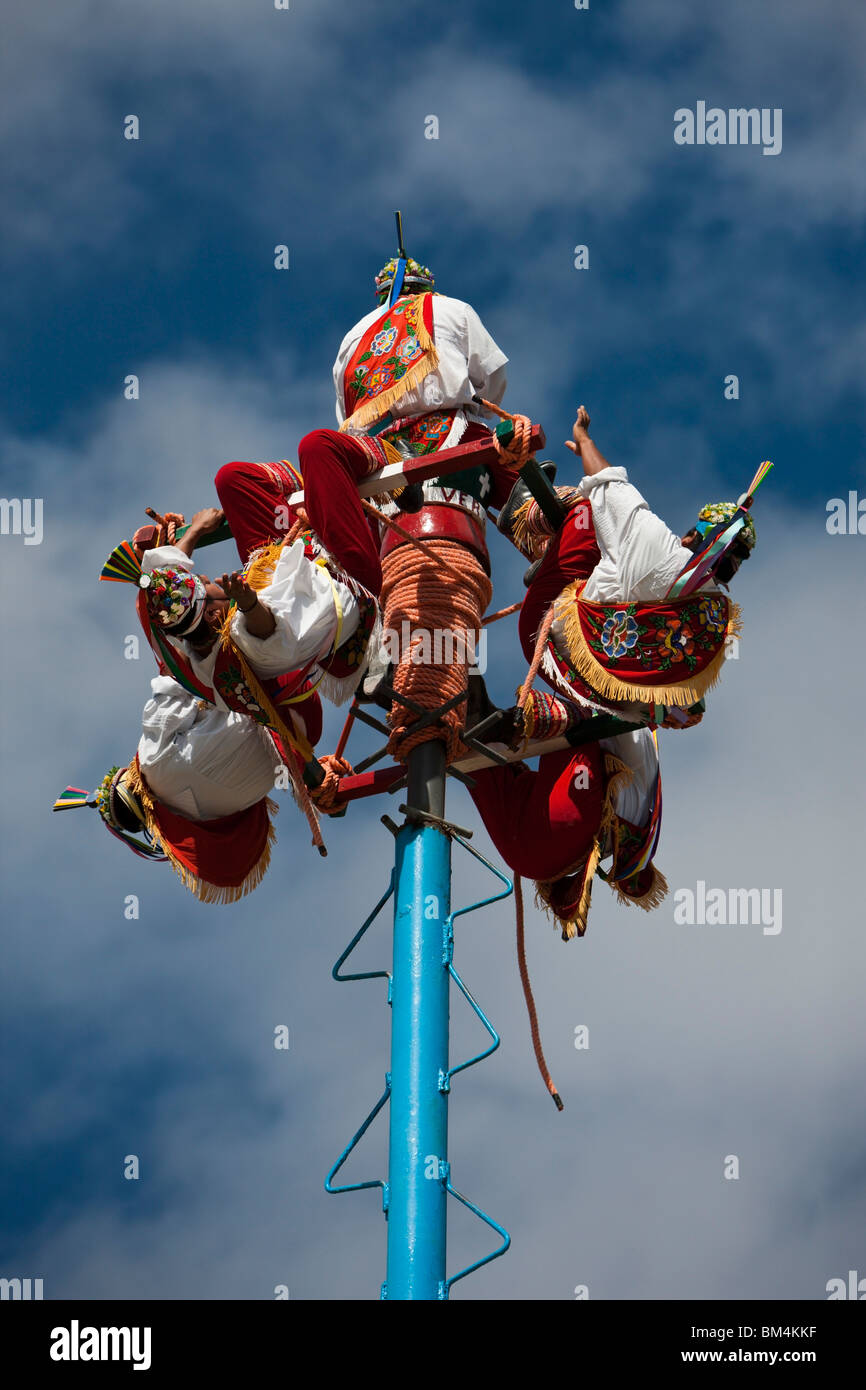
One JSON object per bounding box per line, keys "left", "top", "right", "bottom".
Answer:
{"left": 294, "top": 431, "right": 384, "bottom": 596}
{"left": 214, "top": 458, "right": 303, "bottom": 564}
{"left": 468, "top": 740, "right": 607, "bottom": 933}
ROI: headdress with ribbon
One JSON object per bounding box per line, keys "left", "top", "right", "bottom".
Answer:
{"left": 374, "top": 211, "right": 434, "bottom": 306}
{"left": 53, "top": 767, "right": 167, "bottom": 861}
{"left": 100, "top": 540, "right": 207, "bottom": 635}
{"left": 667, "top": 461, "right": 773, "bottom": 599}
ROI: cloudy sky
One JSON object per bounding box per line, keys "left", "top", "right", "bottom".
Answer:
{"left": 1, "top": 0, "right": 864, "bottom": 1301}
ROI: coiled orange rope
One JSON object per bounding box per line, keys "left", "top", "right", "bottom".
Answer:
{"left": 380, "top": 539, "right": 492, "bottom": 764}
{"left": 478, "top": 398, "right": 535, "bottom": 473}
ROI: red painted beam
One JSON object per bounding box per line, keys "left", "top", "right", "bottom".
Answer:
{"left": 321, "top": 734, "right": 581, "bottom": 812}
{"left": 288, "top": 422, "right": 546, "bottom": 507}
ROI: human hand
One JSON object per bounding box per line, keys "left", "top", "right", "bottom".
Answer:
{"left": 564, "top": 404, "right": 591, "bottom": 455}
{"left": 219, "top": 570, "right": 257, "bottom": 612}
{"left": 661, "top": 706, "right": 705, "bottom": 730}
{"left": 188, "top": 507, "right": 225, "bottom": 535}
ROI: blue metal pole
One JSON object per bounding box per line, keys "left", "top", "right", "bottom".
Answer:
{"left": 384, "top": 740, "right": 451, "bottom": 1300}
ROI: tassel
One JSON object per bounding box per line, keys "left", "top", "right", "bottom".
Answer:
{"left": 611, "top": 864, "right": 669, "bottom": 912}
{"left": 100, "top": 540, "right": 143, "bottom": 585}
{"left": 52, "top": 786, "right": 94, "bottom": 811}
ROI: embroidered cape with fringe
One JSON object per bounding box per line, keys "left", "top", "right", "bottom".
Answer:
{"left": 126, "top": 756, "right": 277, "bottom": 905}
{"left": 552, "top": 579, "right": 742, "bottom": 707}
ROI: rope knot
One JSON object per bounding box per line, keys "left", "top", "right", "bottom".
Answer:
{"left": 312, "top": 753, "right": 354, "bottom": 815}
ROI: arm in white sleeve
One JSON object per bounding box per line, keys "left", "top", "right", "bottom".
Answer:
{"left": 230, "top": 541, "right": 359, "bottom": 678}
{"left": 579, "top": 467, "right": 692, "bottom": 601}
{"left": 333, "top": 338, "right": 351, "bottom": 426}
{"left": 463, "top": 303, "right": 508, "bottom": 403}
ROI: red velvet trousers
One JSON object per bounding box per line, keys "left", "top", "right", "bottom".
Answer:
{"left": 297, "top": 430, "right": 383, "bottom": 595}
{"left": 469, "top": 743, "right": 605, "bottom": 882}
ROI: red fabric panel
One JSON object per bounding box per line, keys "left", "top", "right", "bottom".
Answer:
{"left": 469, "top": 744, "right": 604, "bottom": 882}
{"left": 519, "top": 501, "right": 601, "bottom": 665}
{"left": 380, "top": 504, "right": 488, "bottom": 567}
{"left": 273, "top": 674, "right": 323, "bottom": 749}
{"left": 152, "top": 798, "right": 271, "bottom": 890}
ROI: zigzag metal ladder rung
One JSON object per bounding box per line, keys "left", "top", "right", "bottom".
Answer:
{"left": 324, "top": 832, "right": 514, "bottom": 1297}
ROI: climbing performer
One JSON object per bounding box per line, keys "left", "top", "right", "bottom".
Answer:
{"left": 485, "top": 405, "right": 768, "bottom": 933}
{"left": 306, "top": 227, "right": 527, "bottom": 762}
{"left": 52, "top": 690, "right": 286, "bottom": 903}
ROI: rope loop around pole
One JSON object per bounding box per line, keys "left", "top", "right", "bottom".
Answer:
{"left": 380, "top": 538, "right": 492, "bottom": 765}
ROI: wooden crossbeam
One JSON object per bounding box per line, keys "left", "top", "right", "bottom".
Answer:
{"left": 320, "top": 734, "right": 577, "bottom": 809}
{"left": 286, "top": 421, "right": 546, "bottom": 508}
{"left": 173, "top": 420, "right": 546, "bottom": 546}
{"left": 319, "top": 707, "right": 650, "bottom": 811}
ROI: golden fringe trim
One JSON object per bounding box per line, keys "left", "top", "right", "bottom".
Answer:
{"left": 555, "top": 580, "right": 743, "bottom": 707}
{"left": 338, "top": 294, "right": 439, "bottom": 435}
{"left": 534, "top": 754, "right": 634, "bottom": 941}
{"left": 216, "top": 610, "right": 317, "bottom": 766}
{"left": 381, "top": 438, "right": 404, "bottom": 466}
{"left": 611, "top": 864, "right": 669, "bottom": 913}
{"left": 126, "top": 761, "right": 277, "bottom": 905}
{"left": 511, "top": 497, "right": 533, "bottom": 555}
{"left": 243, "top": 541, "right": 284, "bottom": 592}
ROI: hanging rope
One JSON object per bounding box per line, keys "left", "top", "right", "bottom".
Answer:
{"left": 517, "top": 603, "right": 556, "bottom": 713}
{"left": 515, "top": 876, "right": 563, "bottom": 1110}
{"left": 380, "top": 538, "right": 492, "bottom": 764}
{"left": 482, "top": 600, "right": 521, "bottom": 626}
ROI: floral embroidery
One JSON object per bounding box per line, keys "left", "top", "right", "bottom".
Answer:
{"left": 371, "top": 325, "right": 398, "bottom": 356}
{"left": 654, "top": 617, "right": 696, "bottom": 664}
{"left": 397, "top": 337, "right": 422, "bottom": 364}
{"left": 343, "top": 294, "right": 430, "bottom": 419}
{"left": 600, "top": 610, "right": 639, "bottom": 660}
{"left": 698, "top": 596, "right": 727, "bottom": 633}
{"left": 216, "top": 667, "right": 268, "bottom": 723}
{"left": 582, "top": 593, "right": 729, "bottom": 678}
{"left": 383, "top": 410, "right": 455, "bottom": 457}
{"left": 365, "top": 366, "right": 392, "bottom": 395}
